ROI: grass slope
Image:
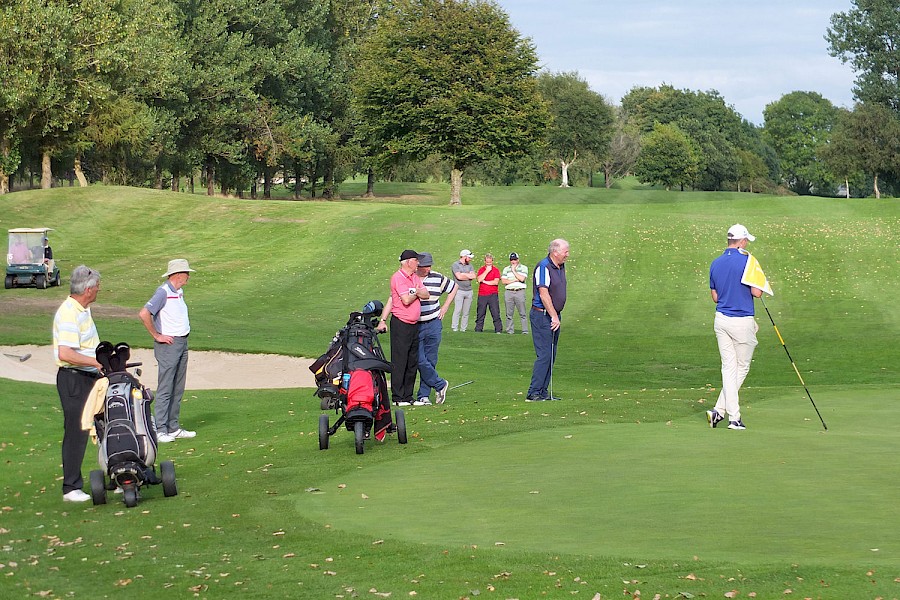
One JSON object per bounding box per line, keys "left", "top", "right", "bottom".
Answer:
{"left": 1, "top": 184, "right": 898, "bottom": 598}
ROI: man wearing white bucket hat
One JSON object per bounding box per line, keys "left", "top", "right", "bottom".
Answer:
{"left": 139, "top": 259, "right": 197, "bottom": 443}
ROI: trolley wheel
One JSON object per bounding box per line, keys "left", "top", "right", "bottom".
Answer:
{"left": 123, "top": 485, "right": 139, "bottom": 508}
{"left": 160, "top": 460, "right": 178, "bottom": 497}
{"left": 320, "top": 397, "right": 332, "bottom": 410}
{"left": 318, "top": 414, "right": 330, "bottom": 450}
{"left": 395, "top": 409, "right": 408, "bottom": 444}
{"left": 354, "top": 420, "right": 365, "bottom": 454}
{"left": 89, "top": 469, "right": 107, "bottom": 505}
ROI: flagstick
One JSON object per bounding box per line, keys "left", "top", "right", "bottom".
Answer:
{"left": 760, "top": 296, "right": 827, "bottom": 431}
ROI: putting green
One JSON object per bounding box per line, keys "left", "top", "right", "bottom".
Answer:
{"left": 298, "top": 388, "right": 900, "bottom": 565}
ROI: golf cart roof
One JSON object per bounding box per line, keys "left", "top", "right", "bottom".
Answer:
{"left": 8, "top": 228, "right": 53, "bottom": 234}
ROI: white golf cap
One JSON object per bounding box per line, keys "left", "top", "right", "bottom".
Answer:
{"left": 727, "top": 224, "right": 756, "bottom": 242}
{"left": 459, "top": 249, "right": 474, "bottom": 258}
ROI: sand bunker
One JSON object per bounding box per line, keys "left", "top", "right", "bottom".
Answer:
{"left": 0, "top": 345, "right": 316, "bottom": 390}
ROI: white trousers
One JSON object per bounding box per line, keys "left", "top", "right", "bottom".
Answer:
{"left": 713, "top": 312, "right": 758, "bottom": 422}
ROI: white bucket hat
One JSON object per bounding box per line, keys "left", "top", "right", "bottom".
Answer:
{"left": 163, "top": 258, "right": 196, "bottom": 277}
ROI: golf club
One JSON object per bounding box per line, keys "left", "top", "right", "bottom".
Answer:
{"left": 4, "top": 352, "right": 32, "bottom": 362}
{"left": 549, "top": 337, "right": 555, "bottom": 400}
{"left": 760, "top": 296, "right": 827, "bottom": 431}
{"left": 448, "top": 380, "right": 474, "bottom": 391}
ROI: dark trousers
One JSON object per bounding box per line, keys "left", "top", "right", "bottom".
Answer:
{"left": 475, "top": 294, "right": 502, "bottom": 332}
{"left": 389, "top": 315, "right": 419, "bottom": 404}
{"left": 56, "top": 368, "right": 99, "bottom": 493}
{"left": 527, "top": 309, "right": 561, "bottom": 398}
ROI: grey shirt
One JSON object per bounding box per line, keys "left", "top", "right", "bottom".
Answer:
{"left": 451, "top": 260, "right": 475, "bottom": 292}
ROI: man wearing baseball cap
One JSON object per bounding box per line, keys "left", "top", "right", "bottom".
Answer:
{"left": 707, "top": 224, "right": 763, "bottom": 430}
{"left": 450, "top": 249, "right": 476, "bottom": 332}
{"left": 501, "top": 252, "right": 529, "bottom": 334}
{"left": 139, "top": 259, "right": 197, "bottom": 442}
{"left": 377, "top": 250, "right": 429, "bottom": 406}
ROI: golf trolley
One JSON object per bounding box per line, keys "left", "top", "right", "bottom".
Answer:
{"left": 86, "top": 342, "right": 178, "bottom": 508}
{"left": 310, "top": 301, "right": 407, "bottom": 454}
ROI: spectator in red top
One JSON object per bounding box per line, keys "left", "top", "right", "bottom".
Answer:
{"left": 474, "top": 253, "right": 502, "bottom": 333}
{"left": 377, "top": 250, "right": 429, "bottom": 405}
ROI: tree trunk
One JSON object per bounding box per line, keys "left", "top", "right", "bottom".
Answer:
{"left": 559, "top": 159, "right": 570, "bottom": 187}
{"left": 844, "top": 177, "right": 849, "bottom": 199}
{"left": 74, "top": 156, "right": 88, "bottom": 187}
{"left": 172, "top": 173, "right": 179, "bottom": 192}
{"left": 263, "top": 168, "right": 272, "bottom": 199}
{"left": 0, "top": 139, "right": 9, "bottom": 195}
{"left": 190, "top": 173, "right": 195, "bottom": 194}
{"left": 251, "top": 178, "right": 258, "bottom": 200}
{"left": 206, "top": 160, "right": 215, "bottom": 196}
{"left": 873, "top": 173, "right": 880, "bottom": 199}
{"left": 41, "top": 151, "right": 52, "bottom": 189}
{"left": 449, "top": 167, "right": 463, "bottom": 205}
{"left": 154, "top": 164, "right": 163, "bottom": 189}
{"left": 293, "top": 163, "right": 302, "bottom": 200}
{"left": 363, "top": 166, "right": 376, "bottom": 198}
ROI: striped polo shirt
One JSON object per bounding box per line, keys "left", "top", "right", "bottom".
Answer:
{"left": 53, "top": 296, "right": 100, "bottom": 372}
{"left": 419, "top": 271, "right": 456, "bottom": 322}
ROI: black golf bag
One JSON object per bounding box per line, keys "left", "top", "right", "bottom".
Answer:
{"left": 311, "top": 301, "right": 407, "bottom": 453}
{"left": 88, "top": 341, "right": 177, "bottom": 507}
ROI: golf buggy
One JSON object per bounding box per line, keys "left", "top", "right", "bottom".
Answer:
{"left": 6, "top": 227, "right": 60, "bottom": 289}
{"left": 310, "top": 300, "right": 407, "bottom": 454}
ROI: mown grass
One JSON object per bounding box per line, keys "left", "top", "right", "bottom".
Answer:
{"left": 0, "top": 184, "right": 898, "bottom": 598}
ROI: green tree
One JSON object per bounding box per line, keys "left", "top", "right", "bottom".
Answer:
{"left": 763, "top": 91, "right": 839, "bottom": 195}
{"left": 827, "top": 0, "right": 900, "bottom": 112}
{"left": 621, "top": 85, "right": 756, "bottom": 191}
{"left": 736, "top": 149, "right": 768, "bottom": 193}
{"left": 821, "top": 103, "right": 900, "bottom": 198}
{"left": 537, "top": 71, "right": 613, "bottom": 187}
{"left": 353, "top": 0, "right": 548, "bottom": 205}
{"left": 600, "top": 109, "right": 640, "bottom": 188}
{"left": 2, "top": 0, "right": 183, "bottom": 190}
{"left": 633, "top": 122, "right": 699, "bottom": 190}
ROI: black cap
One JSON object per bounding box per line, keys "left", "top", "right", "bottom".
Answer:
{"left": 399, "top": 249, "right": 418, "bottom": 261}
{"left": 509, "top": 252, "right": 519, "bottom": 260}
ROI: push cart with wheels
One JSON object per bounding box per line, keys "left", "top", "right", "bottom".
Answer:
{"left": 84, "top": 341, "right": 179, "bottom": 507}
{"left": 311, "top": 301, "right": 408, "bottom": 454}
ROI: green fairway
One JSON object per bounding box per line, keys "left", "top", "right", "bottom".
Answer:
{"left": 1, "top": 184, "right": 898, "bottom": 597}
{"left": 301, "top": 388, "right": 899, "bottom": 566}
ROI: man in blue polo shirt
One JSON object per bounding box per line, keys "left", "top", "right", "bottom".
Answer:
{"left": 526, "top": 239, "right": 569, "bottom": 402}
{"left": 707, "top": 224, "right": 763, "bottom": 430}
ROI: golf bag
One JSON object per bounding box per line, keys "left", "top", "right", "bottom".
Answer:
{"left": 92, "top": 342, "right": 159, "bottom": 486}
{"left": 311, "top": 301, "right": 394, "bottom": 443}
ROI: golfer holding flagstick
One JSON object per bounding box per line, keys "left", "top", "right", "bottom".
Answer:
{"left": 707, "top": 224, "right": 770, "bottom": 430}
{"left": 526, "top": 239, "right": 569, "bottom": 402}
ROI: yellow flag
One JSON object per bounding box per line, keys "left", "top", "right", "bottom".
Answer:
{"left": 741, "top": 253, "right": 774, "bottom": 296}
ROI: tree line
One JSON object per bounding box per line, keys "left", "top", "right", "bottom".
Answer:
{"left": 1, "top": 0, "right": 897, "bottom": 202}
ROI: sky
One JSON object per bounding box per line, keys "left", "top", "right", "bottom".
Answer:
{"left": 501, "top": 0, "right": 859, "bottom": 125}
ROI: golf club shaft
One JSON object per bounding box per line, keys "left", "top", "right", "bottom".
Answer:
{"left": 448, "top": 380, "right": 474, "bottom": 391}
{"left": 760, "top": 297, "right": 827, "bottom": 430}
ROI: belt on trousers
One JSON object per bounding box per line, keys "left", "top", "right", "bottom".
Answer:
{"left": 60, "top": 368, "right": 100, "bottom": 379}
{"left": 531, "top": 306, "right": 547, "bottom": 313}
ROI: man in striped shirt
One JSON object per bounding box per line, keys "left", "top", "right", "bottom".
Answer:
{"left": 52, "top": 265, "right": 104, "bottom": 502}
{"left": 413, "top": 252, "right": 457, "bottom": 405}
